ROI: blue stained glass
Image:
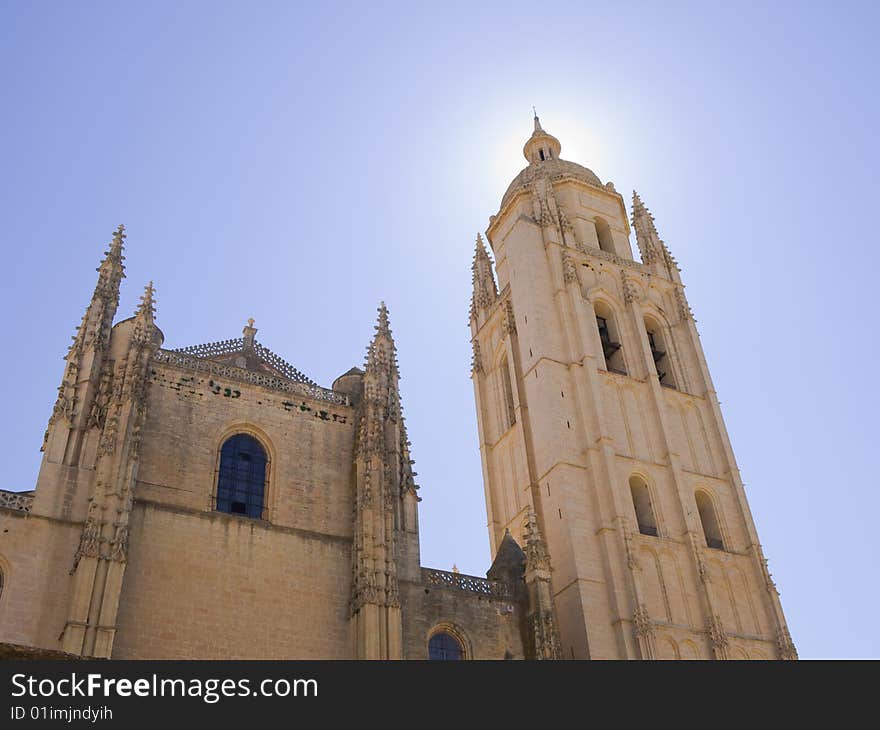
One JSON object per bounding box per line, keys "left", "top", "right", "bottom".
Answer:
{"left": 215, "top": 434, "right": 267, "bottom": 519}
{"left": 428, "top": 632, "right": 463, "bottom": 660}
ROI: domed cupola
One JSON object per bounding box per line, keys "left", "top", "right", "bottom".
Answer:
{"left": 500, "top": 114, "right": 604, "bottom": 210}
{"left": 523, "top": 114, "right": 561, "bottom": 164}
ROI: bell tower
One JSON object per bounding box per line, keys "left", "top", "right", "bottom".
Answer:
{"left": 470, "top": 116, "right": 796, "bottom": 660}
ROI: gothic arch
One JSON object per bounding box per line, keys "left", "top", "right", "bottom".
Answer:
{"left": 212, "top": 422, "right": 275, "bottom": 521}
{"left": 587, "top": 287, "right": 625, "bottom": 311}
{"left": 427, "top": 622, "right": 472, "bottom": 660}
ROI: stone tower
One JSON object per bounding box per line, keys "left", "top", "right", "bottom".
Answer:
{"left": 469, "top": 116, "right": 796, "bottom": 660}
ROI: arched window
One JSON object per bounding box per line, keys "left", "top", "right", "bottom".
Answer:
{"left": 695, "top": 491, "right": 723, "bottom": 550}
{"left": 595, "top": 217, "right": 615, "bottom": 254}
{"left": 428, "top": 631, "right": 464, "bottom": 660}
{"left": 629, "top": 476, "right": 658, "bottom": 537}
{"left": 594, "top": 301, "right": 626, "bottom": 374}
{"left": 216, "top": 433, "right": 268, "bottom": 519}
{"left": 644, "top": 317, "right": 676, "bottom": 389}
{"left": 500, "top": 356, "right": 516, "bottom": 430}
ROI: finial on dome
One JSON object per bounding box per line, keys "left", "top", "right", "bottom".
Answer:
{"left": 533, "top": 107, "right": 544, "bottom": 133}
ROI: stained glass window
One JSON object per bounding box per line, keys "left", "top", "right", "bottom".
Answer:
{"left": 428, "top": 631, "right": 464, "bottom": 660}
{"left": 216, "top": 434, "right": 267, "bottom": 519}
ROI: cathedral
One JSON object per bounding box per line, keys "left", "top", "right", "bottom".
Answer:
{"left": 0, "top": 117, "right": 796, "bottom": 660}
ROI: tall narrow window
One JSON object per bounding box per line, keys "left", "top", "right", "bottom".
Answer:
{"left": 500, "top": 357, "right": 516, "bottom": 430}
{"left": 216, "top": 434, "right": 268, "bottom": 519}
{"left": 695, "top": 491, "right": 724, "bottom": 550}
{"left": 594, "top": 302, "right": 626, "bottom": 374}
{"left": 595, "top": 217, "right": 615, "bottom": 254}
{"left": 630, "top": 476, "right": 658, "bottom": 536}
{"left": 644, "top": 318, "right": 676, "bottom": 389}
{"left": 428, "top": 631, "right": 464, "bottom": 660}
{"left": 0, "top": 567, "right": 4, "bottom": 602}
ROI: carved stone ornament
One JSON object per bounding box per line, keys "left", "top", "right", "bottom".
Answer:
{"left": 502, "top": 300, "right": 517, "bottom": 336}
{"left": 623, "top": 520, "right": 640, "bottom": 571}
{"left": 690, "top": 532, "right": 710, "bottom": 583}
{"left": 72, "top": 514, "right": 102, "bottom": 572}
{"left": 109, "top": 523, "right": 129, "bottom": 563}
{"left": 674, "top": 287, "right": 694, "bottom": 321}
{"left": 558, "top": 204, "right": 574, "bottom": 234}
{"left": 706, "top": 615, "right": 728, "bottom": 651}
{"left": 471, "top": 339, "right": 484, "bottom": 374}
{"left": 633, "top": 604, "right": 655, "bottom": 639}
{"left": 775, "top": 626, "right": 798, "bottom": 660}
{"left": 531, "top": 611, "right": 564, "bottom": 660}
{"left": 621, "top": 272, "right": 642, "bottom": 304}
{"left": 561, "top": 250, "right": 578, "bottom": 285}
{"left": 523, "top": 510, "right": 552, "bottom": 573}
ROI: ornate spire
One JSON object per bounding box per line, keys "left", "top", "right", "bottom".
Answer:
{"left": 131, "top": 281, "right": 158, "bottom": 348}
{"left": 375, "top": 300, "right": 390, "bottom": 338}
{"left": 350, "top": 301, "right": 412, "bottom": 656}
{"left": 364, "top": 301, "right": 397, "bottom": 377}
{"left": 631, "top": 191, "right": 679, "bottom": 278}
{"left": 470, "top": 233, "right": 498, "bottom": 319}
{"left": 631, "top": 191, "right": 661, "bottom": 264}
{"left": 69, "top": 224, "right": 127, "bottom": 355}
{"left": 135, "top": 281, "right": 155, "bottom": 321}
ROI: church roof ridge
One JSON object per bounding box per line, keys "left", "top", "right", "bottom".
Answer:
{"left": 172, "top": 336, "right": 317, "bottom": 386}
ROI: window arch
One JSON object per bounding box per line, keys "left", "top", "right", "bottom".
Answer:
{"left": 428, "top": 630, "right": 465, "bottom": 660}
{"left": 629, "top": 475, "right": 658, "bottom": 537}
{"left": 594, "top": 217, "right": 615, "bottom": 254}
{"left": 644, "top": 316, "right": 676, "bottom": 389}
{"left": 499, "top": 356, "right": 516, "bottom": 430}
{"left": 215, "top": 433, "right": 268, "bottom": 519}
{"left": 594, "top": 300, "right": 626, "bottom": 374}
{"left": 695, "top": 490, "right": 724, "bottom": 550}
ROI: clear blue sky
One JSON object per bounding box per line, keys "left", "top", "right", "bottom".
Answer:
{"left": 2, "top": 1, "right": 877, "bottom": 659}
